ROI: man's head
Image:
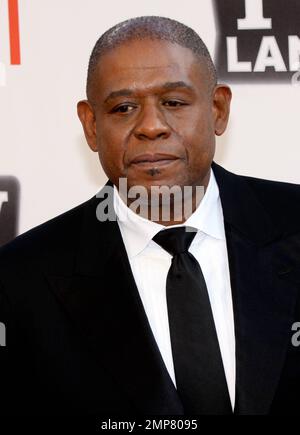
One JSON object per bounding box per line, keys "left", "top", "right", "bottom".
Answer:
{"left": 78, "top": 16, "right": 231, "bottom": 197}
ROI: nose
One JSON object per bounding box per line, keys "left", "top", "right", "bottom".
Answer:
{"left": 133, "top": 102, "right": 171, "bottom": 141}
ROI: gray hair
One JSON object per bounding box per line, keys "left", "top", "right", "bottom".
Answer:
{"left": 86, "top": 16, "right": 217, "bottom": 101}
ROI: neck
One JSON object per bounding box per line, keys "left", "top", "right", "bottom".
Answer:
{"left": 118, "top": 171, "right": 211, "bottom": 226}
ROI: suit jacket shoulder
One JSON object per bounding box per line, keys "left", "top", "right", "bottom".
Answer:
{"left": 0, "top": 196, "right": 94, "bottom": 274}
{"left": 241, "top": 172, "right": 300, "bottom": 235}
{"left": 212, "top": 162, "right": 300, "bottom": 241}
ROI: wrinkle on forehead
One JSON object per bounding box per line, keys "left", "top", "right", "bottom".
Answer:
{"left": 117, "top": 63, "right": 182, "bottom": 70}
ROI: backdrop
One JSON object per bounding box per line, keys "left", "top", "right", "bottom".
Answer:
{"left": 1, "top": 0, "right": 299, "bottom": 244}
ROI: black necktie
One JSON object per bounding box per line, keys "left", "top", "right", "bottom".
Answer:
{"left": 153, "top": 226, "right": 232, "bottom": 415}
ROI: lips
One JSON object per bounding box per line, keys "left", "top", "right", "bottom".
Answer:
{"left": 130, "top": 153, "right": 179, "bottom": 166}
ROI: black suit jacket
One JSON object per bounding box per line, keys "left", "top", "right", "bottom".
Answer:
{"left": 1, "top": 162, "right": 300, "bottom": 416}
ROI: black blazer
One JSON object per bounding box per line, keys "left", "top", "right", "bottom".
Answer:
{"left": 1, "top": 162, "right": 300, "bottom": 416}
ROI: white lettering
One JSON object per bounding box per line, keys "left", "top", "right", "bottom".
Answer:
{"left": 289, "top": 35, "right": 300, "bottom": 71}
{"left": 227, "top": 37, "right": 252, "bottom": 72}
{"left": 100, "top": 419, "right": 135, "bottom": 432}
{"left": 254, "top": 36, "right": 287, "bottom": 72}
{"left": 238, "top": 0, "right": 272, "bottom": 30}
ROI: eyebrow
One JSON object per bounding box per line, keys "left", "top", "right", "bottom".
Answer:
{"left": 104, "top": 81, "right": 194, "bottom": 103}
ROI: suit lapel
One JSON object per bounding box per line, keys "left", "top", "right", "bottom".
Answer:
{"left": 213, "top": 162, "right": 300, "bottom": 414}
{"left": 47, "top": 193, "right": 183, "bottom": 415}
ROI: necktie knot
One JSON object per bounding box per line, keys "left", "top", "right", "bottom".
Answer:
{"left": 153, "top": 226, "right": 197, "bottom": 256}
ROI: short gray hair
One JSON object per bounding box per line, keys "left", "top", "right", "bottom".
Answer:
{"left": 86, "top": 16, "right": 217, "bottom": 101}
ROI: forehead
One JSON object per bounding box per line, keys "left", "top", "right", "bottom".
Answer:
{"left": 94, "top": 39, "right": 208, "bottom": 96}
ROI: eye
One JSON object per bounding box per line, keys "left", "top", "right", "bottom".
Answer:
{"left": 112, "top": 104, "right": 136, "bottom": 114}
{"left": 163, "top": 100, "right": 187, "bottom": 107}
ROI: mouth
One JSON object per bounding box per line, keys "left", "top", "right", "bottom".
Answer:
{"left": 130, "top": 153, "right": 180, "bottom": 168}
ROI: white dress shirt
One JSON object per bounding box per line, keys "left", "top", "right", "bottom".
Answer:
{"left": 113, "top": 169, "right": 236, "bottom": 409}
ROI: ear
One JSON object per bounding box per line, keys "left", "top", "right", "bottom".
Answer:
{"left": 212, "top": 85, "right": 232, "bottom": 136}
{"left": 77, "top": 100, "right": 98, "bottom": 151}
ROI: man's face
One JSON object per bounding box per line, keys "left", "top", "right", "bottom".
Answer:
{"left": 78, "top": 39, "right": 231, "bottom": 193}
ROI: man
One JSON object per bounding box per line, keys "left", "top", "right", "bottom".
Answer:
{"left": 1, "top": 16, "right": 300, "bottom": 416}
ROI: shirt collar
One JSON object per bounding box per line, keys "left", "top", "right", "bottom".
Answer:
{"left": 113, "top": 168, "right": 225, "bottom": 259}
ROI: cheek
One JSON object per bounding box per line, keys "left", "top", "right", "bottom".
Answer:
{"left": 179, "top": 104, "right": 214, "bottom": 141}
{"left": 96, "top": 127, "right": 127, "bottom": 179}
{"left": 182, "top": 114, "right": 215, "bottom": 168}
{"left": 183, "top": 122, "right": 214, "bottom": 154}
